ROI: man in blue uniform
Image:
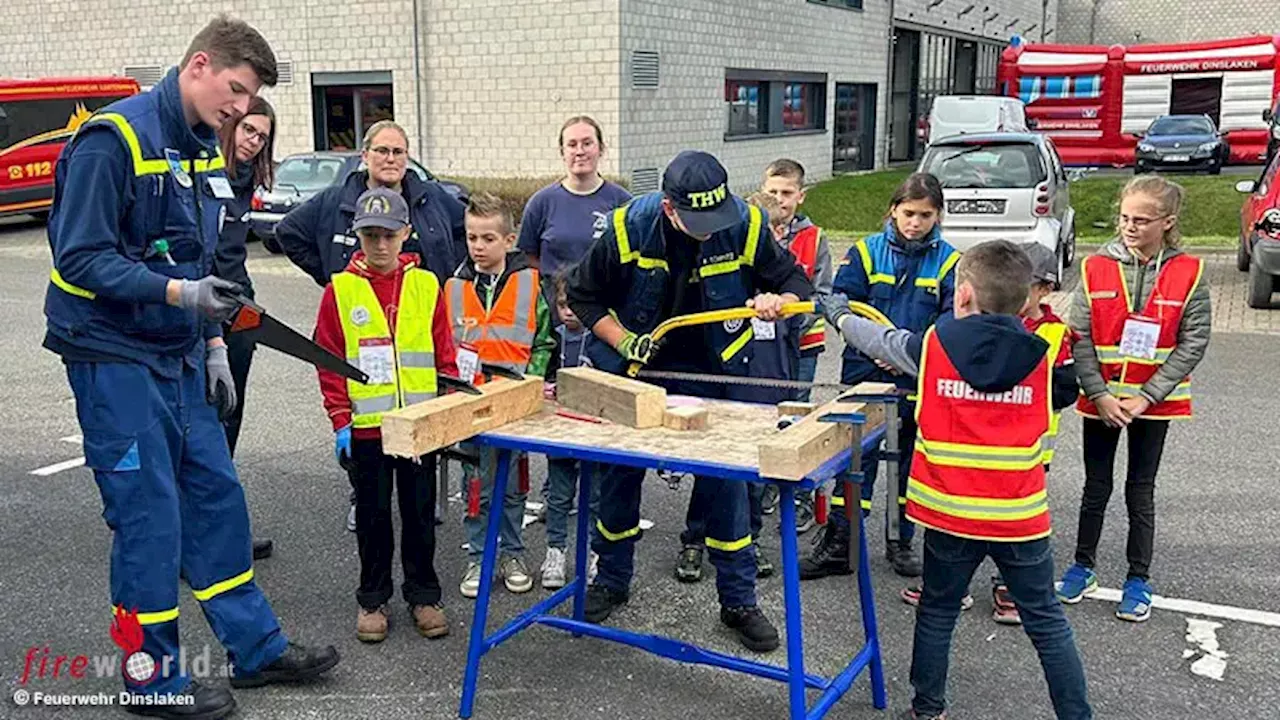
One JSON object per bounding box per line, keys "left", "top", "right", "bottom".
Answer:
{"left": 800, "top": 188, "right": 959, "bottom": 580}
{"left": 44, "top": 17, "right": 339, "bottom": 719}
{"left": 566, "top": 151, "right": 812, "bottom": 652}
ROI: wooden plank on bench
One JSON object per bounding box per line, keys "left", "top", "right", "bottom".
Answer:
{"left": 381, "top": 377, "right": 544, "bottom": 458}
{"left": 756, "top": 382, "right": 893, "bottom": 481}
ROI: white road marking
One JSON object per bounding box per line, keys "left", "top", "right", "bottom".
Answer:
{"left": 1086, "top": 587, "right": 1280, "bottom": 628}
{"left": 640, "top": 519, "right": 654, "bottom": 531}
{"left": 1185, "top": 618, "right": 1228, "bottom": 681}
{"left": 60, "top": 434, "right": 82, "bottom": 444}
{"left": 30, "top": 457, "right": 86, "bottom": 476}
{"left": 525, "top": 501, "right": 544, "bottom": 512}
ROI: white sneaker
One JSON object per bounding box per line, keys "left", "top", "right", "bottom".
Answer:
{"left": 501, "top": 556, "right": 534, "bottom": 594}
{"left": 460, "top": 562, "right": 482, "bottom": 599}
{"left": 588, "top": 550, "right": 600, "bottom": 584}
{"left": 346, "top": 503, "right": 357, "bottom": 533}
{"left": 541, "top": 548, "right": 567, "bottom": 589}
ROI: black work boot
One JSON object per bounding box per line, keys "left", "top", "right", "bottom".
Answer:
{"left": 720, "top": 605, "right": 780, "bottom": 652}
{"left": 229, "top": 642, "right": 340, "bottom": 689}
{"left": 583, "top": 584, "right": 629, "bottom": 623}
{"left": 798, "top": 523, "right": 852, "bottom": 580}
{"left": 674, "top": 544, "right": 704, "bottom": 583}
{"left": 252, "top": 538, "right": 274, "bottom": 560}
{"left": 888, "top": 540, "right": 923, "bottom": 577}
{"left": 124, "top": 681, "right": 235, "bottom": 719}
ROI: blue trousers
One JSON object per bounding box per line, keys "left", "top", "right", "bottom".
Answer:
{"left": 545, "top": 457, "right": 599, "bottom": 550}
{"left": 594, "top": 465, "right": 756, "bottom": 607}
{"left": 682, "top": 480, "right": 764, "bottom": 547}
{"left": 911, "top": 530, "right": 1093, "bottom": 719}
{"left": 461, "top": 444, "right": 526, "bottom": 561}
{"left": 67, "top": 360, "right": 286, "bottom": 696}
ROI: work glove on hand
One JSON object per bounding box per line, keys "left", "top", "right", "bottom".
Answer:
{"left": 334, "top": 425, "right": 353, "bottom": 465}
{"left": 179, "top": 276, "right": 242, "bottom": 322}
{"left": 205, "top": 344, "right": 237, "bottom": 420}
{"left": 819, "top": 292, "right": 853, "bottom": 330}
{"left": 617, "top": 330, "right": 656, "bottom": 366}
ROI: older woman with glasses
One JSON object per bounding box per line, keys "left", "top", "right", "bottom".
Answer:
{"left": 215, "top": 96, "right": 277, "bottom": 560}
{"left": 277, "top": 119, "right": 466, "bottom": 289}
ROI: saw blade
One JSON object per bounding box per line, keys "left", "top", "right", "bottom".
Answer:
{"left": 635, "top": 369, "right": 850, "bottom": 393}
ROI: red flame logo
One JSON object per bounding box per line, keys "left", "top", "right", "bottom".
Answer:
{"left": 110, "top": 606, "right": 145, "bottom": 655}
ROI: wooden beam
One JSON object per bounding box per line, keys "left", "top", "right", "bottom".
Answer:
{"left": 555, "top": 367, "right": 667, "bottom": 429}
{"left": 663, "top": 406, "right": 710, "bottom": 431}
{"left": 777, "top": 401, "right": 818, "bottom": 417}
{"left": 381, "top": 377, "right": 544, "bottom": 458}
{"left": 757, "top": 382, "right": 894, "bottom": 481}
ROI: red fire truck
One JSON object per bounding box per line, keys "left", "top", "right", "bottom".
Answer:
{"left": 0, "top": 77, "right": 140, "bottom": 219}
{"left": 998, "top": 35, "right": 1280, "bottom": 167}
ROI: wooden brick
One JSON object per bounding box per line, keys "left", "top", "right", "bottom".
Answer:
{"left": 556, "top": 367, "right": 667, "bottom": 428}
{"left": 663, "top": 405, "right": 710, "bottom": 431}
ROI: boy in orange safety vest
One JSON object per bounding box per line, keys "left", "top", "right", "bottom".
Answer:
{"left": 819, "top": 240, "right": 1092, "bottom": 720}
{"left": 761, "top": 159, "right": 832, "bottom": 532}
{"left": 445, "top": 192, "right": 555, "bottom": 601}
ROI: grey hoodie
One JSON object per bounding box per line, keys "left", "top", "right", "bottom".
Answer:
{"left": 1070, "top": 239, "right": 1211, "bottom": 405}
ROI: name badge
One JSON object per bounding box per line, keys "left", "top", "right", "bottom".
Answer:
{"left": 750, "top": 317, "right": 777, "bottom": 341}
{"left": 333, "top": 233, "right": 356, "bottom": 247}
{"left": 456, "top": 343, "right": 481, "bottom": 383}
{"left": 357, "top": 338, "right": 395, "bottom": 385}
{"left": 207, "top": 176, "right": 235, "bottom": 199}
{"left": 1119, "top": 314, "right": 1160, "bottom": 361}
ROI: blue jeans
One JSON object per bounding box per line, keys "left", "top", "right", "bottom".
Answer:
{"left": 795, "top": 354, "right": 819, "bottom": 402}
{"left": 461, "top": 445, "right": 526, "bottom": 561}
{"left": 545, "top": 457, "right": 600, "bottom": 550}
{"left": 910, "top": 530, "right": 1092, "bottom": 719}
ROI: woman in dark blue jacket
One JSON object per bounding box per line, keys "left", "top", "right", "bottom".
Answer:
{"left": 215, "top": 96, "right": 277, "bottom": 560}
{"left": 275, "top": 120, "right": 466, "bottom": 288}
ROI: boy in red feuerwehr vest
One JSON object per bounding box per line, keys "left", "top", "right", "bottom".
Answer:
{"left": 819, "top": 240, "right": 1092, "bottom": 720}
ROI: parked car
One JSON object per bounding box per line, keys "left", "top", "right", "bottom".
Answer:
{"left": 1234, "top": 153, "right": 1280, "bottom": 308}
{"left": 248, "top": 151, "right": 468, "bottom": 253}
{"left": 1264, "top": 98, "right": 1280, "bottom": 166}
{"left": 1133, "top": 114, "right": 1229, "bottom": 175}
{"left": 919, "top": 132, "right": 1076, "bottom": 286}
{"left": 925, "top": 95, "right": 1031, "bottom": 145}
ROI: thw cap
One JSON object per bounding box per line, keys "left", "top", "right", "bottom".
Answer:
{"left": 353, "top": 187, "right": 410, "bottom": 231}
{"left": 662, "top": 150, "right": 739, "bottom": 236}
{"left": 1019, "top": 242, "right": 1059, "bottom": 285}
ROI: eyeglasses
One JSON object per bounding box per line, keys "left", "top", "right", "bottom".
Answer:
{"left": 239, "top": 122, "right": 268, "bottom": 145}
{"left": 368, "top": 146, "right": 408, "bottom": 159}
{"left": 1117, "top": 214, "right": 1169, "bottom": 229}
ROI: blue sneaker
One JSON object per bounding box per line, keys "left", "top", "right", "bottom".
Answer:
{"left": 1055, "top": 564, "right": 1098, "bottom": 604}
{"left": 1116, "top": 577, "right": 1153, "bottom": 622}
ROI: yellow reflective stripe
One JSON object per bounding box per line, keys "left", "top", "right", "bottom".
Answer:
{"left": 113, "top": 606, "right": 179, "bottom": 625}
{"left": 191, "top": 568, "right": 254, "bottom": 602}
{"left": 856, "top": 240, "right": 894, "bottom": 284}
{"left": 700, "top": 258, "right": 743, "bottom": 278}
{"left": 860, "top": 499, "right": 873, "bottom": 510}
{"left": 1108, "top": 381, "right": 1190, "bottom": 401}
{"left": 1035, "top": 322, "right": 1069, "bottom": 367}
{"left": 88, "top": 113, "right": 225, "bottom": 176}
{"left": 907, "top": 478, "right": 1048, "bottom": 521}
{"left": 50, "top": 268, "right": 96, "bottom": 299}
{"left": 915, "top": 277, "right": 939, "bottom": 289}
{"left": 637, "top": 256, "right": 669, "bottom": 270}
{"left": 915, "top": 435, "right": 1045, "bottom": 471}
{"left": 939, "top": 250, "right": 961, "bottom": 279}
{"left": 830, "top": 495, "right": 846, "bottom": 507}
{"left": 614, "top": 208, "right": 635, "bottom": 263}
{"left": 596, "top": 519, "right": 641, "bottom": 542}
{"left": 705, "top": 534, "right": 753, "bottom": 552}
{"left": 742, "top": 204, "right": 763, "bottom": 267}
{"left": 720, "top": 327, "right": 753, "bottom": 362}
{"left": 1095, "top": 345, "right": 1172, "bottom": 364}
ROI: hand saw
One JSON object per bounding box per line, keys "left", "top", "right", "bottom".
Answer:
{"left": 634, "top": 369, "right": 851, "bottom": 394}
{"left": 625, "top": 299, "right": 895, "bottom": 377}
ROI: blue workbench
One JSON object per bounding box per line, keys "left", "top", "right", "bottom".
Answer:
{"left": 458, "top": 402, "right": 888, "bottom": 719}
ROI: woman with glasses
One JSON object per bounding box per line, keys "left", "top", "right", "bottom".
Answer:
{"left": 215, "top": 97, "right": 278, "bottom": 561}
{"left": 276, "top": 119, "right": 466, "bottom": 290}
{"left": 1056, "top": 175, "right": 1211, "bottom": 623}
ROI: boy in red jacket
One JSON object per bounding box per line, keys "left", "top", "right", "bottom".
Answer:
{"left": 314, "top": 187, "right": 458, "bottom": 643}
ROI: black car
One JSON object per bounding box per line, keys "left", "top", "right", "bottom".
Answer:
{"left": 248, "top": 151, "right": 468, "bottom": 253}
{"left": 1133, "top": 114, "right": 1229, "bottom": 175}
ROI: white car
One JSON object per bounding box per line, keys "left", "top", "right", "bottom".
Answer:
{"left": 926, "top": 96, "right": 1030, "bottom": 145}
{"left": 918, "top": 132, "right": 1077, "bottom": 285}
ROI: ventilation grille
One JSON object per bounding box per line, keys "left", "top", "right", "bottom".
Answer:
{"left": 122, "top": 65, "right": 165, "bottom": 88}
{"left": 631, "top": 50, "right": 660, "bottom": 89}
{"left": 630, "top": 167, "right": 660, "bottom": 194}
{"left": 276, "top": 60, "right": 294, "bottom": 86}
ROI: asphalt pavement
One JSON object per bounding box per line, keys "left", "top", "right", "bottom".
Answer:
{"left": 2, "top": 217, "right": 1278, "bottom": 719}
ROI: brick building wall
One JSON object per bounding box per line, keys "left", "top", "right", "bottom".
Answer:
{"left": 1057, "top": 0, "right": 1277, "bottom": 46}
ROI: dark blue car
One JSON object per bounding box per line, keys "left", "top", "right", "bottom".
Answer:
{"left": 1134, "top": 114, "right": 1230, "bottom": 175}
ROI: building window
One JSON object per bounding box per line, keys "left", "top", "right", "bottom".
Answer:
{"left": 726, "top": 80, "right": 766, "bottom": 136}
{"left": 725, "top": 70, "right": 827, "bottom": 139}
{"left": 807, "top": 0, "right": 863, "bottom": 11}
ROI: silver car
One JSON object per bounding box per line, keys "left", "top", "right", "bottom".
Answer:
{"left": 918, "top": 132, "right": 1077, "bottom": 284}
